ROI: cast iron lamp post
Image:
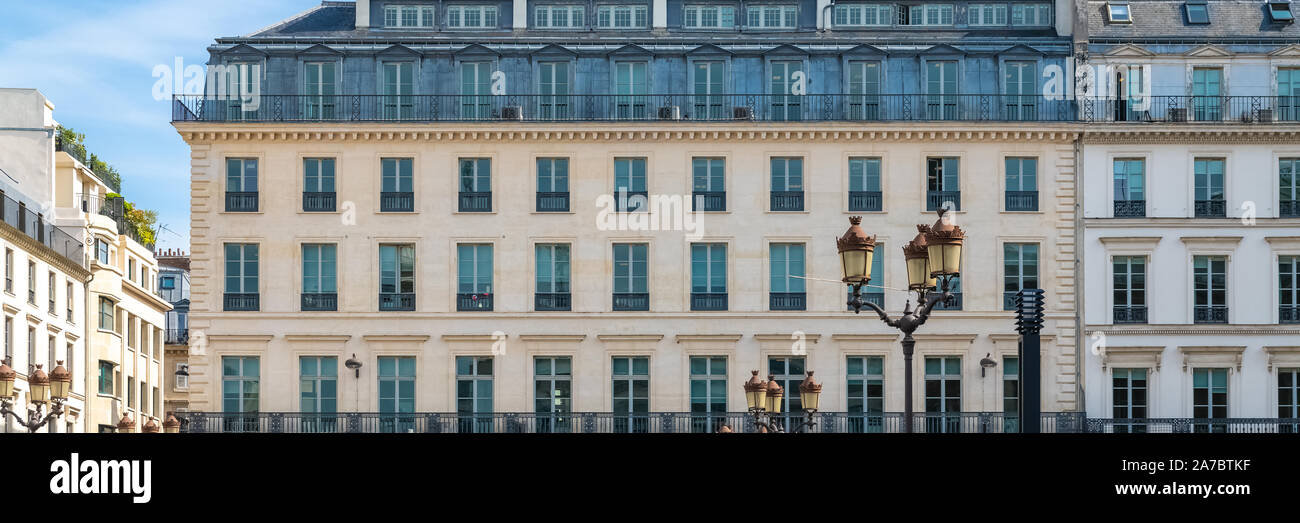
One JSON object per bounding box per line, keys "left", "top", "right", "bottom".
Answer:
{"left": 741, "top": 370, "right": 821, "bottom": 432}
{"left": 0, "top": 358, "right": 73, "bottom": 433}
{"left": 837, "top": 210, "right": 964, "bottom": 433}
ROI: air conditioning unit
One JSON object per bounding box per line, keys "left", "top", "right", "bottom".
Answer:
{"left": 501, "top": 106, "right": 524, "bottom": 120}
{"left": 658, "top": 105, "right": 681, "bottom": 120}
{"left": 733, "top": 106, "right": 753, "bottom": 120}
{"left": 1256, "top": 108, "right": 1274, "bottom": 123}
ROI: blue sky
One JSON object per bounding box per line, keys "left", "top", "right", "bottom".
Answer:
{"left": 0, "top": 0, "right": 321, "bottom": 252}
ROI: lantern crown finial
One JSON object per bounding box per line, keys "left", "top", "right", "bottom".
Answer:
{"left": 799, "top": 371, "right": 822, "bottom": 393}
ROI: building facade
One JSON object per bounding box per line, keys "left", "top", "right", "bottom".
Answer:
{"left": 158, "top": 249, "right": 191, "bottom": 415}
{"left": 174, "top": 0, "right": 1082, "bottom": 433}
{"left": 1079, "top": 0, "right": 1300, "bottom": 431}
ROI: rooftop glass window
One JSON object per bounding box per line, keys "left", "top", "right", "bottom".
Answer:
{"left": 1106, "top": 2, "right": 1132, "bottom": 23}
{"left": 1270, "top": 1, "right": 1294, "bottom": 23}
{"left": 1184, "top": 0, "right": 1209, "bottom": 24}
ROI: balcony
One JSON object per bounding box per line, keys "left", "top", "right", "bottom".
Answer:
{"left": 1280, "top": 305, "right": 1299, "bottom": 324}
{"left": 1194, "top": 305, "right": 1228, "bottom": 324}
{"left": 1113, "top": 306, "right": 1148, "bottom": 324}
{"left": 1283, "top": 200, "right": 1300, "bottom": 218}
{"left": 1113, "top": 200, "right": 1146, "bottom": 217}
{"left": 1005, "top": 191, "right": 1038, "bottom": 212}
{"left": 535, "top": 293, "right": 571, "bottom": 311}
{"left": 56, "top": 136, "right": 121, "bottom": 192}
{"left": 926, "top": 191, "right": 961, "bottom": 212}
{"left": 690, "top": 293, "right": 728, "bottom": 311}
{"left": 1080, "top": 96, "right": 1300, "bottom": 124}
{"left": 848, "top": 191, "right": 882, "bottom": 212}
{"left": 458, "top": 192, "right": 492, "bottom": 213}
{"left": 536, "top": 192, "right": 569, "bottom": 212}
{"left": 303, "top": 192, "right": 336, "bottom": 212}
{"left": 692, "top": 191, "right": 726, "bottom": 212}
{"left": 3, "top": 191, "right": 85, "bottom": 267}
{"left": 301, "top": 293, "right": 337, "bottom": 312}
{"left": 770, "top": 292, "right": 806, "bottom": 311}
{"left": 770, "top": 191, "right": 803, "bottom": 212}
{"left": 174, "top": 94, "right": 1081, "bottom": 123}
{"left": 931, "top": 293, "right": 963, "bottom": 311}
{"left": 457, "top": 293, "right": 494, "bottom": 311}
{"left": 165, "top": 328, "right": 189, "bottom": 345}
{"left": 379, "top": 293, "right": 415, "bottom": 311}
{"left": 613, "top": 293, "right": 649, "bottom": 311}
{"left": 380, "top": 192, "right": 414, "bottom": 212}
{"left": 1194, "top": 199, "right": 1226, "bottom": 218}
{"left": 225, "top": 192, "right": 258, "bottom": 213}
{"left": 223, "top": 293, "right": 259, "bottom": 311}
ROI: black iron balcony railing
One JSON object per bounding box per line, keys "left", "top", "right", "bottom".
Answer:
{"left": 379, "top": 293, "right": 415, "bottom": 311}
{"left": 1283, "top": 200, "right": 1300, "bottom": 218}
{"left": 931, "top": 292, "right": 963, "bottom": 310}
{"left": 225, "top": 192, "right": 258, "bottom": 212}
{"left": 613, "top": 292, "right": 649, "bottom": 311}
{"left": 692, "top": 191, "right": 726, "bottom": 212}
{"left": 1114, "top": 305, "right": 1148, "bottom": 324}
{"left": 174, "top": 94, "right": 1081, "bottom": 123}
{"left": 690, "top": 292, "right": 728, "bottom": 311}
{"left": 1114, "top": 200, "right": 1146, "bottom": 217}
{"left": 56, "top": 135, "right": 121, "bottom": 192}
{"left": 1194, "top": 305, "right": 1229, "bottom": 324}
{"left": 1280, "top": 305, "right": 1299, "bottom": 324}
{"left": 223, "top": 293, "right": 259, "bottom": 311}
{"left": 614, "top": 190, "right": 649, "bottom": 212}
{"left": 301, "top": 293, "right": 337, "bottom": 311}
{"left": 849, "top": 191, "right": 882, "bottom": 212}
{"left": 380, "top": 192, "right": 414, "bottom": 212}
{"left": 926, "top": 191, "right": 961, "bottom": 212}
{"left": 2, "top": 191, "right": 85, "bottom": 267}
{"left": 536, "top": 192, "right": 569, "bottom": 212}
{"left": 1005, "top": 191, "right": 1038, "bottom": 212}
{"left": 770, "top": 191, "right": 803, "bottom": 212}
{"left": 458, "top": 192, "right": 492, "bottom": 213}
{"left": 303, "top": 192, "right": 336, "bottom": 212}
{"left": 1080, "top": 96, "right": 1300, "bottom": 124}
{"left": 770, "top": 292, "right": 806, "bottom": 311}
{"left": 457, "top": 293, "right": 494, "bottom": 311}
{"left": 1195, "top": 199, "right": 1227, "bottom": 218}
{"left": 535, "top": 292, "right": 571, "bottom": 311}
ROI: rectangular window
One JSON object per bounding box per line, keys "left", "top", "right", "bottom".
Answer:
{"left": 460, "top": 61, "right": 492, "bottom": 119}
{"left": 847, "top": 61, "right": 881, "bottom": 119}
{"left": 1193, "top": 255, "right": 1228, "bottom": 323}
{"left": 834, "top": 3, "right": 891, "bottom": 26}
{"left": 223, "top": 243, "right": 258, "bottom": 311}
{"left": 1280, "top": 368, "right": 1299, "bottom": 431}
{"left": 175, "top": 362, "right": 188, "bottom": 390}
{"left": 613, "top": 243, "right": 649, "bottom": 311}
{"left": 47, "top": 272, "right": 55, "bottom": 314}
{"left": 747, "top": 5, "right": 797, "bottom": 28}
{"left": 1003, "top": 357, "right": 1020, "bottom": 432}
{"left": 768, "top": 356, "right": 805, "bottom": 428}
{"left": 1113, "top": 256, "right": 1147, "bottom": 324}
{"left": 1191, "top": 67, "right": 1223, "bottom": 121}
{"left": 1002, "top": 243, "right": 1039, "bottom": 310}
{"left": 457, "top": 356, "right": 494, "bottom": 433}
{"left": 222, "top": 356, "right": 259, "bottom": 433}
{"left": 381, "top": 62, "right": 414, "bottom": 119}
{"left": 925, "top": 61, "right": 958, "bottom": 119}
{"left": 846, "top": 356, "right": 884, "bottom": 433}
{"left": 612, "top": 356, "right": 650, "bottom": 433}
{"left": 379, "top": 244, "right": 416, "bottom": 311}
{"left": 689, "top": 356, "right": 727, "bottom": 433}
{"left": 1193, "top": 158, "right": 1226, "bottom": 217}
{"left": 378, "top": 356, "right": 416, "bottom": 433}
{"left": 769, "top": 243, "right": 806, "bottom": 311}
{"left": 301, "top": 244, "right": 337, "bottom": 311}
{"left": 904, "top": 3, "right": 953, "bottom": 25}
{"left": 380, "top": 158, "right": 414, "bottom": 212}
{"left": 848, "top": 157, "right": 882, "bottom": 212}
{"left": 614, "top": 157, "right": 648, "bottom": 211}
{"left": 924, "top": 356, "right": 962, "bottom": 432}
{"left": 1106, "top": 2, "right": 1131, "bottom": 23}
{"left": 692, "top": 61, "right": 726, "bottom": 119}
{"left": 1112, "top": 158, "right": 1145, "bottom": 217}
{"left": 1004, "top": 157, "right": 1038, "bottom": 211}
{"left": 597, "top": 5, "right": 649, "bottom": 28}
{"left": 446, "top": 5, "right": 498, "bottom": 28}
{"left": 97, "top": 361, "right": 114, "bottom": 395}
{"left": 614, "top": 62, "right": 648, "bottom": 119}
{"left": 969, "top": 3, "right": 1007, "bottom": 25}
{"left": 3, "top": 249, "right": 10, "bottom": 293}
{"left": 684, "top": 5, "right": 736, "bottom": 28}
{"left": 27, "top": 261, "right": 35, "bottom": 304}
{"left": 1279, "top": 256, "right": 1299, "bottom": 324}
{"left": 401, "top": 5, "right": 419, "bottom": 27}
{"left": 95, "top": 240, "right": 109, "bottom": 265}
{"left": 1278, "top": 69, "right": 1300, "bottom": 122}
{"left": 1184, "top": 0, "right": 1209, "bottom": 24}
{"left": 536, "top": 5, "right": 585, "bottom": 28}
{"left": 225, "top": 158, "right": 259, "bottom": 212}
{"left": 691, "top": 157, "right": 726, "bottom": 211}
{"left": 1112, "top": 368, "right": 1148, "bottom": 432}
{"left": 303, "top": 62, "right": 336, "bottom": 119}
{"left": 926, "top": 157, "right": 960, "bottom": 211}
{"left": 535, "top": 244, "right": 571, "bottom": 311}
{"left": 303, "top": 158, "right": 336, "bottom": 212}
{"left": 536, "top": 158, "right": 570, "bottom": 212}
{"left": 1281, "top": 158, "right": 1300, "bottom": 217}
{"left": 2, "top": 316, "right": 9, "bottom": 362}
{"left": 98, "top": 297, "right": 114, "bottom": 331}
{"left": 769, "top": 61, "right": 803, "bottom": 120}
{"left": 26, "top": 327, "right": 34, "bottom": 375}
{"left": 1193, "top": 368, "right": 1228, "bottom": 432}
{"left": 690, "top": 243, "right": 727, "bottom": 311}
{"left": 537, "top": 61, "right": 570, "bottom": 119}
{"left": 458, "top": 158, "right": 492, "bottom": 212}
{"left": 457, "top": 244, "right": 494, "bottom": 311}
{"left": 770, "top": 157, "right": 804, "bottom": 211}
{"left": 1011, "top": 3, "right": 1051, "bottom": 26}
{"left": 534, "top": 356, "right": 573, "bottom": 432}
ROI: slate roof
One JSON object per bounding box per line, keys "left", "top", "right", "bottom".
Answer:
{"left": 1087, "top": 0, "right": 1300, "bottom": 41}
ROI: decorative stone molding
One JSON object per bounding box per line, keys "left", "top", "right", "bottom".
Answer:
{"left": 1179, "top": 236, "right": 1243, "bottom": 250}
{"left": 674, "top": 334, "right": 743, "bottom": 343}
{"left": 1264, "top": 236, "right": 1300, "bottom": 250}
{"left": 363, "top": 334, "right": 431, "bottom": 342}
{"left": 519, "top": 334, "right": 587, "bottom": 342}
{"left": 1264, "top": 346, "right": 1300, "bottom": 372}
{"left": 597, "top": 334, "right": 664, "bottom": 352}
{"left": 1093, "top": 327, "right": 1300, "bottom": 336}
{"left": 284, "top": 334, "right": 352, "bottom": 342}
{"left": 1082, "top": 129, "right": 1300, "bottom": 145}
{"left": 1098, "top": 236, "right": 1162, "bottom": 252}
{"left": 1099, "top": 346, "right": 1164, "bottom": 371}
{"left": 1178, "top": 346, "right": 1246, "bottom": 372}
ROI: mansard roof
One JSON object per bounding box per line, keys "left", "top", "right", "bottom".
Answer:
{"left": 1087, "top": 0, "right": 1300, "bottom": 41}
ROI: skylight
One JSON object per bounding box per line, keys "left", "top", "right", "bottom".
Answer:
{"left": 1185, "top": 1, "right": 1209, "bottom": 24}
{"left": 1107, "top": 2, "right": 1132, "bottom": 23}
{"left": 1270, "top": 1, "right": 1294, "bottom": 23}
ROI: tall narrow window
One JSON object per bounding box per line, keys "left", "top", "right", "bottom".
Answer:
{"left": 1005, "top": 157, "right": 1038, "bottom": 211}
{"left": 535, "top": 244, "right": 571, "bottom": 311}
{"left": 690, "top": 243, "right": 727, "bottom": 311}
{"left": 689, "top": 356, "right": 727, "bottom": 433}
{"left": 1192, "top": 368, "right": 1228, "bottom": 433}
{"left": 768, "top": 356, "right": 805, "bottom": 429}
{"left": 1278, "top": 68, "right": 1300, "bottom": 122}
{"left": 1280, "top": 368, "right": 1300, "bottom": 433}
{"left": 1191, "top": 67, "right": 1223, "bottom": 121}
{"left": 379, "top": 244, "right": 415, "bottom": 311}
{"left": 847, "top": 61, "right": 881, "bottom": 120}
{"left": 461, "top": 61, "right": 492, "bottom": 119}
{"left": 380, "top": 158, "right": 414, "bottom": 212}
{"left": 612, "top": 243, "right": 649, "bottom": 311}
{"left": 1193, "top": 158, "right": 1226, "bottom": 217}
{"left": 926, "top": 61, "right": 958, "bottom": 120}
{"left": 924, "top": 356, "right": 962, "bottom": 433}
{"left": 223, "top": 243, "right": 259, "bottom": 311}
{"left": 303, "top": 158, "right": 336, "bottom": 212}
{"left": 846, "top": 356, "right": 884, "bottom": 433}
{"left": 848, "top": 157, "right": 882, "bottom": 212}
{"left": 457, "top": 244, "right": 494, "bottom": 311}
{"left": 4, "top": 249, "right": 11, "bottom": 293}
{"left": 2, "top": 316, "right": 10, "bottom": 362}
{"left": 692, "top": 61, "right": 726, "bottom": 119}
{"left": 1113, "top": 256, "right": 1147, "bottom": 323}
{"left": 537, "top": 158, "right": 570, "bottom": 212}
{"left": 26, "top": 261, "right": 35, "bottom": 304}
{"left": 456, "top": 356, "right": 494, "bottom": 433}
{"left": 926, "top": 157, "right": 960, "bottom": 211}
{"left": 614, "top": 61, "right": 648, "bottom": 119}
{"left": 1002, "top": 243, "right": 1039, "bottom": 310}
{"left": 537, "top": 61, "right": 570, "bottom": 119}
{"left": 1281, "top": 158, "right": 1300, "bottom": 217}
{"left": 691, "top": 157, "right": 726, "bottom": 211}
{"left": 1280, "top": 255, "right": 1300, "bottom": 324}
{"left": 303, "top": 62, "right": 336, "bottom": 119}
{"left": 225, "top": 158, "right": 259, "bottom": 212}
{"left": 66, "top": 282, "right": 73, "bottom": 322}
{"left": 612, "top": 356, "right": 650, "bottom": 433}
{"left": 770, "top": 157, "right": 804, "bottom": 211}
{"left": 534, "top": 356, "right": 572, "bottom": 433}
{"left": 769, "top": 243, "right": 806, "bottom": 311}
{"left": 301, "top": 244, "right": 337, "bottom": 311}
{"left": 47, "top": 272, "right": 55, "bottom": 314}
{"left": 1112, "top": 159, "right": 1145, "bottom": 217}
{"left": 1193, "top": 255, "right": 1227, "bottom": 324}
{"left": 1003, "top": 357, "right": 1020, "bottom": 432}
{"left": 382, "top": 62, "right": 414, "bottom": 120}
{"left": 98, "top": 297, "right": 115, "bottom": 331}
{"left": 614, "top": 157, "right": 648, "bottom": 212}
{"left": 1112, "top": 368, "right": 1147, "bottom": 432}
{"left": 458, "top": 158, "right": 492, "bottom": 212}
{"left": 222, "top": 356, "right": 259, "bottom": 432}
{"left": 98, "top": 360, "right": 114, "bottom": 395}
{"left": 377, "top": 356, "right": 415, "bottom": 433}
{"left": 769, "top": 61, "right": 803, "bottom": 121}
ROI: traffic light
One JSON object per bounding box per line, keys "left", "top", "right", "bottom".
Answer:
{"left": 1014, "top": 289, "right": 1045, "bottom": 334}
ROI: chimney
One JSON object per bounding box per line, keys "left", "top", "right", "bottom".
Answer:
{"left": 356, "top": 0, "right": 370, "bottom": 29}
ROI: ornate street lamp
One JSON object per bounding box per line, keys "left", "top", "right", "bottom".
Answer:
{"left": 741, "top": 370, "right": 818, "bottom": 433}
{"left": 163, "top": 413, "right": 181, "bottom": 434}
{"left": 0, "top": 359, "right": 71, "bottom": 433}
{"left": 143, "top": 418, "right": 160, "bottom": 433}
{"left": 117, "top": 413, "right": 135, "bottom": 433}
{"left": 839, "top": 209, "right": 964, "bottom": 433}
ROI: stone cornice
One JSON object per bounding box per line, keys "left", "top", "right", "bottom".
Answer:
{"left": 830, "top": 333, "right": 900, "bottom": 342}
{"left": 363, "top": 334, "right": 431, "bottom": 342}
{"left": 1089, "top": 326, "right": 1300, "bottom": 335}
{"left": 674, "top": 334, "right": 743, "bottom": 343}
{"left": 518, "top": 334, "right": 587, "bottom": 342}
{"left": 284, "top": 334, "right": 352, "bottom": 342}
{"left": 0, "top": 223, "right": 90, "bottom": 280}
{"left": 1082, "top": 128, "right": 1300, "bottom": 144}
{"left": 596, "top": 334, "right": 665, "bottom": 342}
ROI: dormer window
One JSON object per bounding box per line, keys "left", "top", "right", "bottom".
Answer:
{"left": 597, "top": 4, "right": 649, "bottom": 29}
{"left": 1270, "top": 1, "right": 1294, "bottom": 23}
{"left": 447, "top": 5, "right": 498, "bottom": 28}
{"left": 685, "top": 5, "right": 737, "bottom": 28}
{"left": 1184, "top": 0, "right": 1209, "bottom": 24}
{"left": 833, "top": 3, "right": 892, "bottom": 27}
{"left": 1106, "top": 2, "right": 1132, "bottom": 23}
{"left": 384, "top": 5, "right": 435, "bottom": 28}
{"left": 536, "top": 5, "right": 586, "bottom": 28}
{"left": 1011, "top": 3, "right": 1052, "bottom": 26}
{"left": 747, "top": 4, "right": 798, "bottom": 28}
{"left": 900, "top": 4, "right": 953, "bottom": 26}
